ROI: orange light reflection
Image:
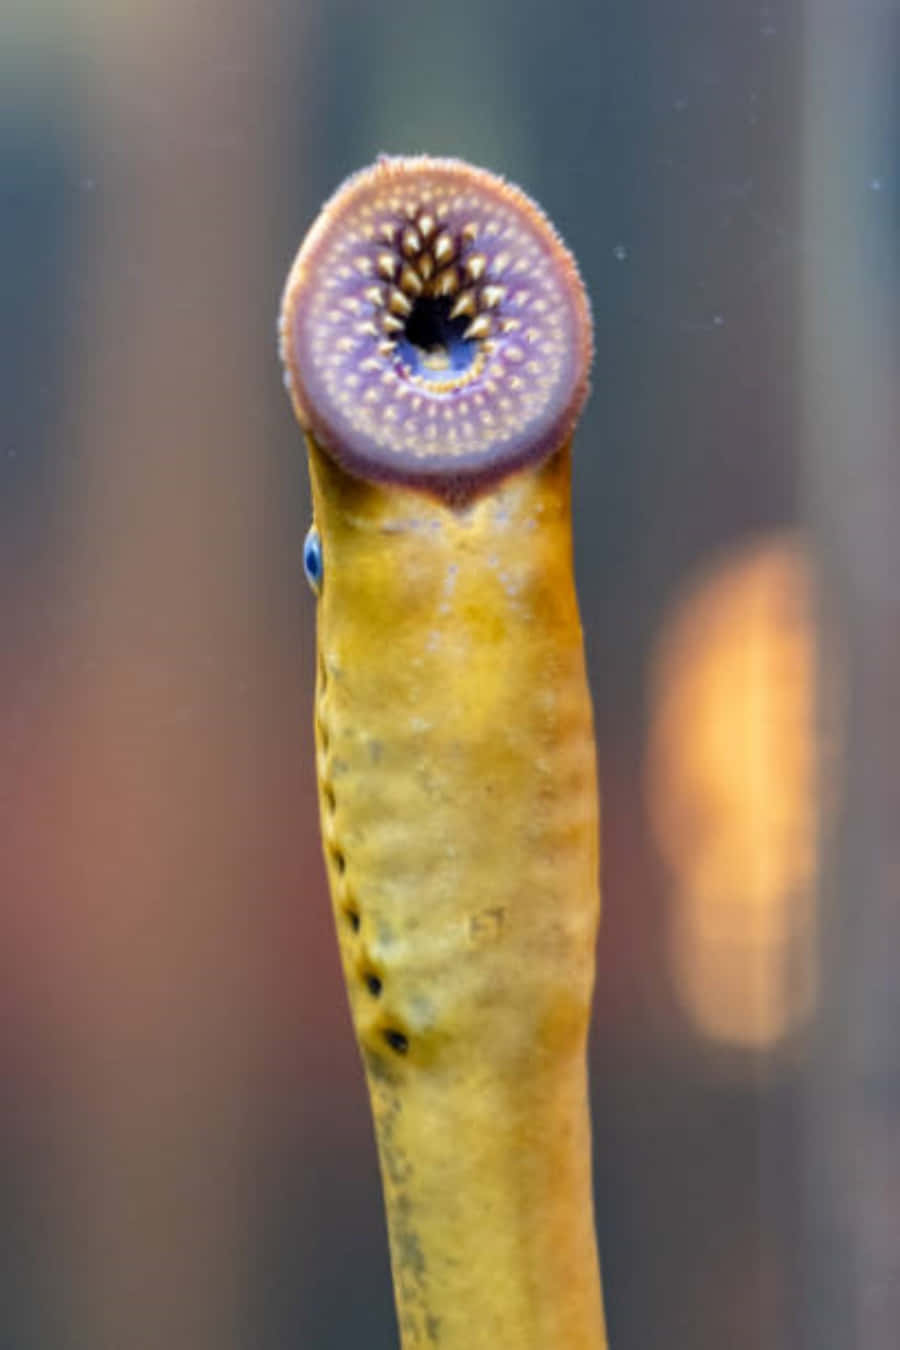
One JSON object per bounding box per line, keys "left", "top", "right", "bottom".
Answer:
{"left": 646, "top": 534, "right": 826, "bottom": 1052}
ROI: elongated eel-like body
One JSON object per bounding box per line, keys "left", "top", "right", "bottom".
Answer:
{"left": 280, "top": 156, "right": 608, "bottom": 1349}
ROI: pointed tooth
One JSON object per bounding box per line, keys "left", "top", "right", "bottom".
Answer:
{"left": 378, "top": 221, "right": 396, "bottom": 243}
{"left": 491, "top": 251, "right": 511, "bottom": 276}
{"left": 461, "top": 221, "right": 479, "bottom": 243}
{"left": 465, "top": 252, "right": 487, "bottom": 282}
{"left": 401, "top": 226, "right": 422, "bottom": 256}
{"left": 363, "top": 285, "right": 385, "bottom": 306}
{"left": 378, "top": 340, "right": 396, "bottom": 356}
{"left": 433, "top": 232, "right": 455, "bottom": 266}
{"left": 418, "top": 253, "right": 434, "bottom": 281}
{"left": 382, "top": 313, "right": 404, "bottom": 334}
{"left": 399, "top": 264, "right": 423, "bottom": 296}
{"left": 433, "top": 266, "right": 460, "bottom": 297}
{"left": 376, "top": 252, "right": 397, "bottom": 280}
{"left": 463, "top": 314, "right": 492, "bottom": 341}
{"left": 388, "top": 288, "right": 412, "bottom": 317}
{"left": 480, "top": 285, "right": 506, "bottom": 309}
{"left": 417, "top": 212, "right": 435, "bottom": 239}
{"left": 449, "top": 289, "right": 477, "bottom": 320}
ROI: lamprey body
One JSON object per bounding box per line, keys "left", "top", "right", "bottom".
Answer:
{"left": 280, "top": 156, "right": 608, "bottom": 1350}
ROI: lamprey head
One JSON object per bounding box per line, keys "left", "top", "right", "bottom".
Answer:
{"left": 279, "top": 155, "right": 592, "bottom": 498}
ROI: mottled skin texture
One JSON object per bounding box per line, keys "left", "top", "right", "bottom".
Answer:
{"left": 308, "top": 437, "right": 608, "bottom": 1349}
{"left": 281, "top": 154, "right": 607, "bottom": 1348}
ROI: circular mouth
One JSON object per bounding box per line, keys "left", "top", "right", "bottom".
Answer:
{"left": 279, "top": 155, "right": 593, "bottom": 494}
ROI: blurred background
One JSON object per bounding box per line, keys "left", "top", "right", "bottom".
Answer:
{"left": 1, "top": 1, "right": 897, "bottom": 1346}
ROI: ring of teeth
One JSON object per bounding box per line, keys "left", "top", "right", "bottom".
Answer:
{"left": 362, "top": 208, "right": 509, "bottom": 354}
{"left": 283, "top": 159, "right": 586, "bottom": 468}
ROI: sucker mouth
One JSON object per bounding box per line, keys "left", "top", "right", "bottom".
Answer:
{"left": 279, "top": 155, "right": 593, "bottom": 496}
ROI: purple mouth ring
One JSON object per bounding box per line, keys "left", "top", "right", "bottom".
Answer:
{"left": 279, "top": 155, "right": 593, "bottom": 498}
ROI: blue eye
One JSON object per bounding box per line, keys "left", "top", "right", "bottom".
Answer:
{"left": 303, "top": 524, "right": 323, "bottom": 594}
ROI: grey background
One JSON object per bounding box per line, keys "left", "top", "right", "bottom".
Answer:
{"left": 2, "top": 2, "right": 898, "bottom": 1347}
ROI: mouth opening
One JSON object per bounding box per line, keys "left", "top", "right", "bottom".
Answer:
{"left": 396, "top": 296, "right": 477, "bottom": 382}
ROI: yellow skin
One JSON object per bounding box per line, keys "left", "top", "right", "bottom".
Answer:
{"left": 308, "top": 435, "right": 607, "bottom": 1349}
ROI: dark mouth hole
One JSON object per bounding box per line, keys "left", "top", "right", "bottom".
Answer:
{"left": 398, "top": 297, "right": 476, "bottom": 380}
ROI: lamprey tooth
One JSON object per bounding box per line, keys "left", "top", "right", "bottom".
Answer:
{"left": 464, "top": 252, "right": 487, "bottom": 282}
{"left": 433, "top": 231, "right": 455, "bottom": 265}
{"left": 399, "top": 264, "right": 423, "bottom": 296}
{"left": 388, "top": 288, "right": 412, "bottom": 317}
{"left": 463, "top": 314, "right": 492, "bottom": 341}
{"left": 480, "top": 285, "right": 506, "bottom": 309}
{"left": 449, "top": 289, "right": 477, "bottom": 320}
{"left": 433, "top": 266, "right": 460, "bottom": 297}
{"left": 401, "top": 225, "right": 421, "bottom": 256}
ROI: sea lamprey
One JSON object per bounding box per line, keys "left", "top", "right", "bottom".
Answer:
{"left": 279, "top": 154, "right": 608, "bottom": 1349}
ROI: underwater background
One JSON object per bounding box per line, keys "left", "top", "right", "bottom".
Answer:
{"left": 2, "top": 1, "right": 898, "bottom": 1347}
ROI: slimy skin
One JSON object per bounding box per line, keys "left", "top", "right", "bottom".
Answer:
{"left": 280, "top": 157, "right": 607, "bottom": 1349}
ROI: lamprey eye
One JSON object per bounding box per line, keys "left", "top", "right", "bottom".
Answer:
{"left": 278, "top": 155, "right": 592, "bottom": 498}
{"left": 303, "top": 524, "right": 323, "bottom": 594}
